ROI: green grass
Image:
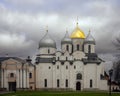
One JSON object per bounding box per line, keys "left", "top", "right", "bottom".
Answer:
{"left": 0, "top": 91, "right": 120, "bottom": 96}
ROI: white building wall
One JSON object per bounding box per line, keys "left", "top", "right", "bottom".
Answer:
{"left": 63, "top": 62, "right": 70, "bottom": 88}
{"left": 97, "top": 63, "right": 108, "bottom": 90}
{"left": 84, "top": 64, "right": 97, "bottom": 89}
{"left": 36, "top": 63, "right": 53, "bottom": 89}
{"left": 39, "top": 48, "right": 56, "bottom": 54}
{"left": 60, "top": 63, "right": 65, "bottom": 88}
{"left": 23, "top": 70, "right": 26, "bottom": 88}
{"left": 27, "top": 70, "right": 29, "bottom": 88}
{"left": 61, "top": 44, "right": 72, "bottom": 53}
{"left": 4, "top": 70, "right": 7, "bottom": 89}
{"left": 74, "top": 61, "right": 84, "bottom": 90}
{"left": 72, "top": 39, "right": 84, "bottom": 51}
{"left": 17, "top": 70, "right": 19, "bottom": 88}
{"left": 20, "top": 69, "right": 22, "bottom": 88}
{"left": 1, "top": 69, "right": 4, "bottom": 88}
{"left": 84, "top": 44, "right": 95, "bottom": 53}
{"left": 69, "top": 63, "right": 75, "bottom": 89}
{"left": 55, "top": 62, "right": 61, "bottom": 88}
{"left": 52, "top": 63, "right": 56, "bottom": 88}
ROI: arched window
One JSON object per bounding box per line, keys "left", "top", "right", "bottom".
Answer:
{"left": 57, "top": 65, "right": 59, "bottom": 69}
{"left": 49, "top": 66, "right": 51, "bottom": 69}
{"left": 57, "top": 79, "right": 60, "bottom": 87}
{"left": 66, "top": 65, "right": 68, "bottom": 69}
{"left": 77, "top": 44, "right": 80, "bottom": 50}
{"left": 66, "top": 45, "right": 69, "bottom": 51}
{"left": 10, "top": 73, "right": 14, "bottom": 77}
{"left": 66, "top": 79, "right": 68, "bottom": 87}
{"left": 88, "top": 45, "right": 91, "bottom": 53}
{"left": 44, "top": 79, "right": 47, "bottom": 87}
{"left": 90, "top": 79, "right": 93, "bottom": 88}
{"left": 76, "top": 73, "right": 82, "bottom": 80}
{"left": 29, "top": 73, "right": 32, "bottom": 78}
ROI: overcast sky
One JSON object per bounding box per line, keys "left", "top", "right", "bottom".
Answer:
{"left": 0, "top": 0, "right": 120, "bottom": 70}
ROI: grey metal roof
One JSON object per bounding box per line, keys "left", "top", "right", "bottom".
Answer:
{"left": 36, "top": 57, "right": 54, "bottom": 63}
{"left": 39, "top": 32, "right": 56, "bottom": 48}
{"left": 84, "top": 31, "right": 95, "bottom": 44}
{"left": 83, "top": 53, "right": 102, "bottom": 64}
{"left": 61, "top": 31, "right": 72, "bottom": 44}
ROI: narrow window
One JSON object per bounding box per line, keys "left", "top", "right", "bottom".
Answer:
{"left": 66, "top": 45, "right": 69, "bottom": 51}
{"left": 49, "top": 66, "right": 51, "bottom": 69}
{"left": 74, "top": 65, "right": 76, "bottom": 69}
{"left": 44, "top": 79, "right": 47, "bottom": 87}
{"left": 90, "top": 79, "right": 93, "bottom": 88}
{"left": 66, "top": 65, "right": 68, "bottom": 69}
{"left": 66, "top": 79, "right": 68, "bottom": 87}
{"left": 48, "top": 49, "right": 50, "bottom": 53}
{"left": 88, "top": 45, "right": 91, "bottom": 53}
{"left": 57, "top": 65, "right": 59, "bottom": 69}
{"left": 29, "top": 73, "right": 32, "bottom": 78}
{"left": 77, "top": 44, "right": 79, "bottom": 50}
{"left": 57, "top": 79, "right": 60, "bottom": 87}
{"left": 66, "top": 57, "right": 68, "bottom": 60}
{"left": 58, "top": 57, "right": 59, "bottom": 60}
{"left": 10, "top": 73, "right": 14, "bottom": 77}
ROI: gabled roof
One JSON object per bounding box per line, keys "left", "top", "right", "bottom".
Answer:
{"left": 0, "top": 57, "right": 26, "bottom": 64}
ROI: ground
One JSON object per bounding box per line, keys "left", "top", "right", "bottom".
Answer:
{"left": 0, "top": 91, "right": 120, "bottom": 96}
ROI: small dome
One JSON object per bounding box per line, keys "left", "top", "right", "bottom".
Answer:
{"left": 39, "top": 31, "right": 56, "bottom": 48}
{"left": 84, "top": 31, "right": 95, "bottom": 44}
{"left": 70, "top": 23, "right": 85, "bottom": 39}
{"left": 61, "top": 31, "right": 72, "bottom": 44}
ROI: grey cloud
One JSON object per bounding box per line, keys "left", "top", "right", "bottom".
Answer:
{"left": 0, "top": 0, "right": 119, "bottom": 66}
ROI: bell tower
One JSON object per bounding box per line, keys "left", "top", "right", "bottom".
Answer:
{"left": 61, "top": 30, "right": 72, "bottom": 53}
{"left": 84, "top": 30, "right": 96, "bottom": 54}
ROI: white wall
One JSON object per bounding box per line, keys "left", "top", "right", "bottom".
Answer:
{"left": 84, "top": 44, "right": 95, "bottom": 53}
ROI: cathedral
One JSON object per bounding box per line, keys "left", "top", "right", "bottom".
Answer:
{"left": 0, "top": 22, "right": 108, "bottom": 91}
{"left": 35, "top": 22, "right": 108, "bottom": 91}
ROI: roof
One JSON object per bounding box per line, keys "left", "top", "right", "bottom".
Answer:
{"left": 70, "top": 23, "right": 85, "bottom": 39}
{"left": 84, "top": 31, "right": 95, "bottom": 44}
{"left": 0, "top": 57, "right": 26, "bottom": 64}
{"left": 39, "top": 31, "right": 56, "bottom": 48}
{"left": 61, "top": 31, "right": 72, "bottom": 44}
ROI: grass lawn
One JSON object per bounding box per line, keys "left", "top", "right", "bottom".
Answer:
{"left": 0, "top": 91, "right": 120, "bottom": 96}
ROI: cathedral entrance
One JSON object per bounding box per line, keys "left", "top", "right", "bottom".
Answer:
{"left": 76, "top": 82, "right": 81, "bottom": 90}
{"left": 8, "top": 82, "right": 16, "bottom": 91}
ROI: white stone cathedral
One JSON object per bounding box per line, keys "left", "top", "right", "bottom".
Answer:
{"left": 35, "top": 22, "right": 108, "bottom": 91}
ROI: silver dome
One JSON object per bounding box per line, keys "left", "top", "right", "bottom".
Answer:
{"left": 61, "top": 31, "right": 72, "bottom": 44}
{"left": 84, "top": 31, "right": 95, "bottom": 44}
{"left": 39, "top": 32, "right": 56, "bottom": 48}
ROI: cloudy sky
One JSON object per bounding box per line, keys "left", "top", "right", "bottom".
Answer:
{"left": 0, "top": 0, "right": 120, "bottom": 70}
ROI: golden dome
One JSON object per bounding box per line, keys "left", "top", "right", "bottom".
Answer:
{"left": 70, "top": 23, "right": 85, "bottom": 39}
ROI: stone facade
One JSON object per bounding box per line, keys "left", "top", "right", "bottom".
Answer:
{"left": 0, "top": 57, "right": 35, "bottom": 91}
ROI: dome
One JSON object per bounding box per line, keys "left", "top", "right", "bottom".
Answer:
{"left": 70, "top": 23, "right": 85, "bottom": 39}
{"left": 84, "top": 30, "right": 95, "bottom": 44}
{"left": 39, "top": 31, "right": 56, "bottom": 48}
{"left": 61, "top": 31, "right": 72, "bottom": 44}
